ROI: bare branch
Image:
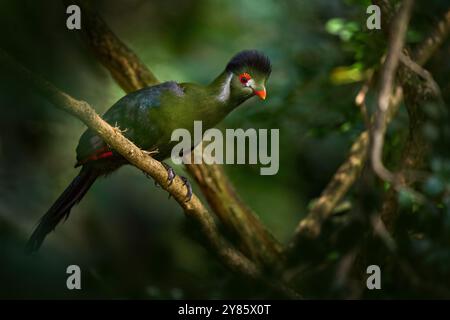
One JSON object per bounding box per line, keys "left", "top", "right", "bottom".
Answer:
{"left": 371, "top": 0, "right": 413, "bottom": 184}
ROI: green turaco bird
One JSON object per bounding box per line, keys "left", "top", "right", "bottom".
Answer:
{"left": 26, "top": 50, "right": 271, "bottom": 252}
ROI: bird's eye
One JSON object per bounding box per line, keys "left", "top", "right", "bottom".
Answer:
{"left": 239, "top": 73, "right": 251, "bottom": 85}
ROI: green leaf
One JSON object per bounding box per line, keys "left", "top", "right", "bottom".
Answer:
{"left": 325, "top": 18, "right": 346, "bottom": 35}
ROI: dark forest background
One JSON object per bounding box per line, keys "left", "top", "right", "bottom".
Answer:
{"left": 0, "top": 0, "right": 449, "bottom": 299}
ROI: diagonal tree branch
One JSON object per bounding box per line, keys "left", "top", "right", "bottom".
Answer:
{"left": 292, "top": 131, "right": 369, "bottom": 240}
{"left": 373, "top": 3, "right": 449, "bottom": 233}
{"left": 68, "top": 0, "right": 282, "bottom": 269}
{"left": 0, "top": 49, "right": 299, "bottom": 298}
{"left": 66, "top": 0, "right": 159, "bottom": 91}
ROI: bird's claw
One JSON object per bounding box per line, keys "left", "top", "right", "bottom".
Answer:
{"left": 146, "top": 163, "right": 190, "bottom": 201}
{"left": 162, "top": 162, "right": 176, "bottom": 186}
{"left": 181, "top": 176, "right": 193, "bottom": 202}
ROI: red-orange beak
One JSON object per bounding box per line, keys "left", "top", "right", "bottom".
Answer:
{"left": 253, "top": 88, "right": 267, "bottom": 100}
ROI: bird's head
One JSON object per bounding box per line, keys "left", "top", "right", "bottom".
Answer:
{"left": 225, "top": 50, "right": 271, "bottom": 102}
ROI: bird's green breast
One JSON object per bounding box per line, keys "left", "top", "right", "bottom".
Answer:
{"left": 144, "top": 82, "right": 233, "bottom": 159}
{"left": 77, "top": 79, "right": 235, "bottom": 163}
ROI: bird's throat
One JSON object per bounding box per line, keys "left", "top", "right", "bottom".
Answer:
{"left": 209, "top": 71, "right": 234, "bottom": 105}
{"left": 195, "top": 70, "right": 249, "bottom": 127}
{"left": 216, "top": 72, "right": 233, "bottom": 103}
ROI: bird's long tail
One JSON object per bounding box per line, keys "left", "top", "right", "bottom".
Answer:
{"left": 26, "top": 166, "right": 99, "bottom": 253}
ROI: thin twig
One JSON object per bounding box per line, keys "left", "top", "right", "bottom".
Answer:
{"left": 399, "top": 53, "right": 443, "bottom": 102}
{"left": 371, "top": 0, "right": 414, "bottom": 185}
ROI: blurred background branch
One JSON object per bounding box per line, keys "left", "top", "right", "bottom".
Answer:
{"left": 289, "top": 0, "right": 449, "bottom": 257}
{"left": 370, "top": 0, "right": 413, "bottom": 184}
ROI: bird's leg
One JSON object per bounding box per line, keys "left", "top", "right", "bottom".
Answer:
{"left": 143, "top": 161, "right": 190, "bottom": 201}
{"left": 161, "top": 162, "right": 176, "bottom": 186}
{"left": 180, "top": 176, "right": 193, "bottom": 202}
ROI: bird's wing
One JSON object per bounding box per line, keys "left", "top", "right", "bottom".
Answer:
{"left": 75, "top": 82, "right": 184, "bottom": 167}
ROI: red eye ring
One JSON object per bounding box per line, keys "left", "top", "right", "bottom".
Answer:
{"left": 239, "top": 73, "right": 251, "bottom": 84}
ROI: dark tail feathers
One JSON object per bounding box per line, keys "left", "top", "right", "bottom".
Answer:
{"left": 26, "top": 166, "right": 98, "bottom": 253}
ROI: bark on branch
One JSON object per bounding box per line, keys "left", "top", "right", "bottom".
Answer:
{"left": 371, "top": 0, "right": 413, "bottom": 184}
{"left": 68, "top": 0, "right": 282, "bottom": 268}
{"left": 374, "top": 1, "right": 449, "bottom": 232}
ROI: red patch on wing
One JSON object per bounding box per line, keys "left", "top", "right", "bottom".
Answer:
{"left": 96, "top": 151, "right": 113, "bottom": 159}
{"left": 77, "top": 147, "right": 114, "bottom": 166}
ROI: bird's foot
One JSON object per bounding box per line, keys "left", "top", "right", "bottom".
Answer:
{"left": 180, "top": 176, "right": 193, "bottom": 202}
{"left": 144, "top": 162, "right": 191, "bottom": 201}
{"left": 162, "top": 162, "right": 176, "bottom": 186}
